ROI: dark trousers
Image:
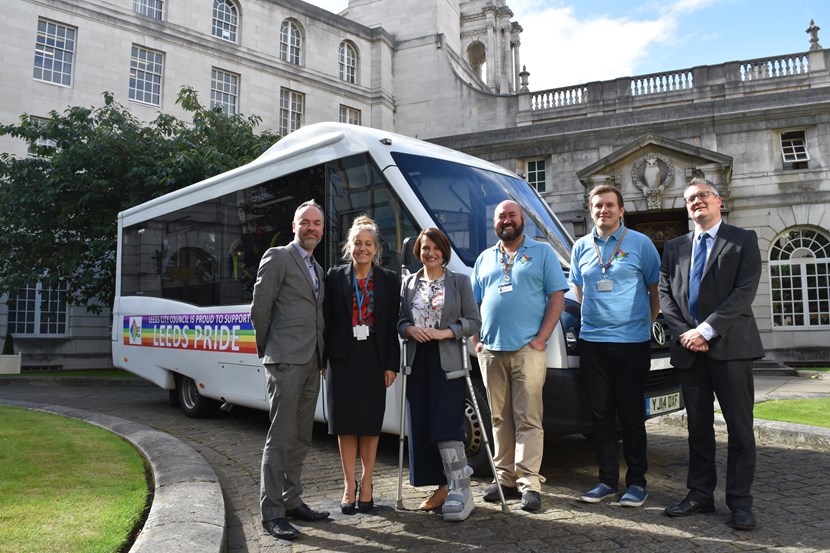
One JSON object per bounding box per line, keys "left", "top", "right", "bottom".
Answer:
{"left": 679, "top": 355, "right": 755, "bottom": 510}
{"left": 406, "top": 341, "right": 465, "bottom": 487}
{"left": 579, "top": 339, "right": 651, "bottom": 489}
{"left": 260, "top": 354, "right": 321, "bottom": 520}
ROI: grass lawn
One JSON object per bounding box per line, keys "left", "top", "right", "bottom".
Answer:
{"left": 754, "top": 398, "right": 830, "bottom": 429}
{"left": 0, "top": 406, "right": 149, "bottom": 553}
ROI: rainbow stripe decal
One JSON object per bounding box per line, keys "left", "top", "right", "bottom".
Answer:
{"left": 123, "top": 312, "right": 256, "bottom": 354}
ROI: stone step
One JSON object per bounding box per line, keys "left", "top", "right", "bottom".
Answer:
{"left": 752, "top": 360, "right": 797, "bottom": 376}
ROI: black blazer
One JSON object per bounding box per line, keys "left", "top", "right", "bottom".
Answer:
{"left": 323, "top": 263, "right": 401, "bottom": 372}
{"left": 658, "top": 223, "right": 765, "bottom": 368}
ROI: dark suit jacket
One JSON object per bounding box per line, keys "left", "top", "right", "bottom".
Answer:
{"left": 323, "top": 264, "right": 401, "bottom": 372}
{"left": 251, "top": 243, "right": 325, "bottom": 366}
{"left": 658, "top": 223, "right": 764, "bottom": 368}
{"left": 398, "top": 268, "right": 482, "bottom": 376}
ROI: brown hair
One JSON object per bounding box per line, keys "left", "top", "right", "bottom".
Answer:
{"left": 587, "top": 184, "right": 624, "bottom": 208}
{"left": 413, "top": 227, "right": 452, "bottom": 266}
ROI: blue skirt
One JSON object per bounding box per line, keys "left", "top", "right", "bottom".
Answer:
{"left": 406, "top": 340, "right": 465, "bottom": 486}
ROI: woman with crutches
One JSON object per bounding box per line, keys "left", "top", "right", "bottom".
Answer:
{"left": 398, "top": 227, "right": 481, "bottom": 521}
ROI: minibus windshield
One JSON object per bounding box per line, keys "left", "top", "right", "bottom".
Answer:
{"left": 391, "top": 152, "right": 572, "bottom": 269}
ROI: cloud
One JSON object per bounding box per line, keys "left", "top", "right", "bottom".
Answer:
{"left": 517, "top": 6, "right": 671, "bottom": 90}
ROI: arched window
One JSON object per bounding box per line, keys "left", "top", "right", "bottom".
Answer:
{"left": 280, "top": 20, "right": 302, "bottom": 65}
{"left": 770, "top": 227, "right": 830, "bottom": 328}
{"left": 212, "top": 0, "right": 238, "bottom": 43}
{"left": 467, "top": 41, "right": 486, "bottom": 81}
{"left": 339, "top": 41, "right": 357, "bottom": 84}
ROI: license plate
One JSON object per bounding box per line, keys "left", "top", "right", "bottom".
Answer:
{"left": 646, "top": 392, "right": 680, "bottom": 416}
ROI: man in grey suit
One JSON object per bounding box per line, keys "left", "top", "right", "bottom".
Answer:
{"left": 251, "top": 200, "right": 329, "bottom": 541}
{"left": 659, "top": 178, "right": 764, "bottom": 531}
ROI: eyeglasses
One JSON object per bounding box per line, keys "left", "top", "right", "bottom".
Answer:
{"left": 683, "top": 191, "right": 718, "bottom": 204}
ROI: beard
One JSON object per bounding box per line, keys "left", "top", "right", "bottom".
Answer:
{"left": 496, "top": 220, "right": 524, "bottom": 242}
{"left": 296, "top": 231, "right": 321, "bottom": 250}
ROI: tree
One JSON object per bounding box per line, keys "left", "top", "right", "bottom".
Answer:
{"left": 0, "top": 87, "right": 279, "bottom": 312}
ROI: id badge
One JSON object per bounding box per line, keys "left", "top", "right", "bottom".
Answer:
{"left": 597, "top": 279, "right": 613, "bottom": 292}
{"left": 498, "top": 283, "right": 514, "bottom": 294}
{"left": 353, "top": 324, "right": 370, "bottom": 340}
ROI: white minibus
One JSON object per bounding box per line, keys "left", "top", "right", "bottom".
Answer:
{"left": 112, "top": 122, "right": 682, "bottom": 472}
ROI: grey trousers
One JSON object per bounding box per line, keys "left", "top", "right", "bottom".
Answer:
{"left": 260, "top": 356, "right": 321, "bottom": 520}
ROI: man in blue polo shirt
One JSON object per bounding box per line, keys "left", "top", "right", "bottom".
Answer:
{"left": 569, "top": 184, "right": 660, "bottom": 508}
{"left": 471, "top": 199, "right": 569, "bottom": 512}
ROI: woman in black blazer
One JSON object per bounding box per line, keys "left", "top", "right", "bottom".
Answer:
{"left": 323, "top": 216, "right": 400, "bottom": 514}
{"left": 398, "top": 227, "right": 482, "bottom": 522}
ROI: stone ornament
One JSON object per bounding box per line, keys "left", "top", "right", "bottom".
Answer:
{"left": 631, "top": 153, "right": 674, "bottom": 209}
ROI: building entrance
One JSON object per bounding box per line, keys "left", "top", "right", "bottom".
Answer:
{"left": 623, "top": 209, "right": 688, "bottom": 258}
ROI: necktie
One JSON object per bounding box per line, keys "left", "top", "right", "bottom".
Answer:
{"left": 688, "top": 233, "right": 710, "bottom": 322}
{"left": 305, "top": 255, "right": 320, "bottom": 297}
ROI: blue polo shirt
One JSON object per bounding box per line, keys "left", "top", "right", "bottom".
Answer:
{"left": 472, "top": 237, "right": 569, "bottom": 351}
{"left": 569, "top": 225, "right": 660, "bottom": 343}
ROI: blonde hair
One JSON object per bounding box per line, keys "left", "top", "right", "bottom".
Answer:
{"left": 342, "top": 215, "right": 382, "bottom": 265}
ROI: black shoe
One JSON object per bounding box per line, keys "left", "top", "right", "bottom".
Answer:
{"left": 731, "top": 507, "right": 756, "bottom": 531}
{"left": 520, "top": 490, "right": 542, "bottom": 512}
{"left": 482, "top": 481, "right": 521, "bottom": 503}
{"left": 341, "top": 481, "right": 358, "bottom": 515}
{"left": 286, "top": 503, "right": 330, "bottom": 521}
{"left": 357, "top": 483, "right": 374, "bottom": 513}
{"left": 664, "top": 496, "right": 715, "bottom": 518}
{"left": 262, "top": 518, "right": 300, "bottom": 540}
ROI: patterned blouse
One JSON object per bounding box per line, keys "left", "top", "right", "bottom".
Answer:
{"left": 351, "top": 275, "right": 375, "bottom": 329}
{"left": 411, "top": 274, "right": 445, "bottom": 329}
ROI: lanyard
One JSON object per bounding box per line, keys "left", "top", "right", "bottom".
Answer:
{"left": 593, "top": 229, "right": 628, "bottom": 277}
{"left": 498, "top": 236, "right": 525, "bottom": 282}
{"left": 353, "top": 268, "right": 372, "bottom": 325}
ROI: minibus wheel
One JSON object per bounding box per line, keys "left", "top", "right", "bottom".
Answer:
{"left": 177, "top": 374, "right": 219, "bottom": 418}
{"left": 464, "top": 378, "right": 494, "bottom": 475}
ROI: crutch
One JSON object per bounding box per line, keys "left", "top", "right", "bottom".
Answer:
{"left": 395, "top": 338, "right": 411, "bottom": 510}
{"left": 462, "top": 336, "right": 509, "bottom": 513}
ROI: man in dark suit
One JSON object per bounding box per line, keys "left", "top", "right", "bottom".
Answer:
{"left": 251, "top": 200, "right": 329, "bottom": 541}
{"left": 658, "top": 178, "right": 764, "bottom": 531}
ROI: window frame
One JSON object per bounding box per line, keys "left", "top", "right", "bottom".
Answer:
{"left": 339, "top": 105, "right": 361, "bottom": 126}
{"left": 769, "top": 226, "right": 830, "bottom": 329}
{"left": 7, "top": 281, "right": 70, "bottom": 337}
{"left": 279, "top": 88, "right": 304, "bottom": 135}
{"left": 26, "top": 117, "right": 57, "bottom": 158}
{"left": 212, "top": 0, "right": 239, "bottom": 44}
{"left": 133, "top": 0, "right": 164, "bottom": 20}
{"left": 279, "top": 20, "right": 302, "bottom": 65}
{"left": 526, "top": 158, "right": 546, "bottom": 193}
{"left": 339, "top": 41, "right": 358, "bottom": 84}
{"left": 780, "top": 130, "right": 810, "bottom": 169}
{"left": 210, "top": 68, "right": 239, "bottom": 115}
{"left": 129, "top": 45, "right": 164, "bottom": 107}
{"left": 33, "top": 18, "right": 76, "bottom": 87}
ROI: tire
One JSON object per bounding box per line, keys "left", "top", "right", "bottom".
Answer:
{"left": 177, "top": 375, "right": 219, "bottom": 418}
{"left": 463, "top": 377, "right": 494, "bottom": 476}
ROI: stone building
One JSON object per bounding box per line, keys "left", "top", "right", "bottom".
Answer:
{"left": 0, "top": 0, "right": 827, "bottom": 367}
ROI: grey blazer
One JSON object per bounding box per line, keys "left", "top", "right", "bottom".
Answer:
{"left": 398, "top": 268, "right": 481, "bottom": 378}
{"left": 251, "top": 243, "right": 325, "bottom": 366}
{"left": 658, "top": 223, "right": 764, "bottom": 368}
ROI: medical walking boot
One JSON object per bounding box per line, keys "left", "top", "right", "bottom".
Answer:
{"left": 438, "top": 440, "right": 475, "bottom": 522}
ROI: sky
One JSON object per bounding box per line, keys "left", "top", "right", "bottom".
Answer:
{"left": 303, "top": 0, "right": 828, "bottom": 90}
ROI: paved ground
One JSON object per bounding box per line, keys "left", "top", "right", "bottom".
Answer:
{"left": 2, "top": 376, "right": 829, "bottom": 553}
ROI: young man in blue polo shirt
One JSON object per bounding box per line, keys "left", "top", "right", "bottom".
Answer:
{"left": 470, "top": 199, "right": 569, "bottom": 512}
{"left": 569, "top": 184, "right": 661, "bottom": 508}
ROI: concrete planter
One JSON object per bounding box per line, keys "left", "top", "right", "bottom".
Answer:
{"left": 0, "top": 354, "right": 22, "bottom": 374}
